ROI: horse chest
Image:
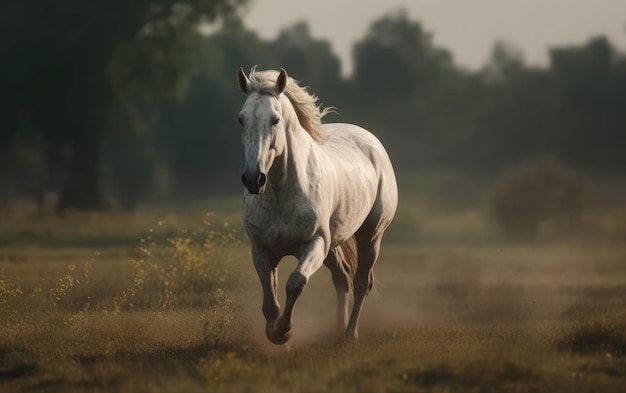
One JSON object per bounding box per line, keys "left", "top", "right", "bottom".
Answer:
{"left": 244, "top": 198, "right": 319, "bottom": 253}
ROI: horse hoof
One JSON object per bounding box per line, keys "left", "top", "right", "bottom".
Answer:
{"left": 343, "top": 331, "right": 358, "bottom": 343}
{"left": 267, "top": 330, "right": 292, "bottom": 345}
{"left": 266, "top": 322, "right": 293, "bottom": 345}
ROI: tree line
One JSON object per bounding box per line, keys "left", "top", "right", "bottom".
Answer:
{"left": 2, "top": 3, "right": 625, "bottom": 212}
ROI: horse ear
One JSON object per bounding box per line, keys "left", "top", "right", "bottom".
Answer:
{"left": 276, "top": 68, "right": 288, "bottom": 95}
{"left": 237, "top": 67, "right": 249, "bottom": 94}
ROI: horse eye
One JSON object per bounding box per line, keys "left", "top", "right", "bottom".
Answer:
{"left": 272, "top": 118, "right": 280, "bottom": 126}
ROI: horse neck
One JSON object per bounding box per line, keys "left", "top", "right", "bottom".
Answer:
{"left": 268, "top": 101, "right": 318, "bottom": 195}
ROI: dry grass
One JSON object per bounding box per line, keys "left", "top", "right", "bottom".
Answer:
{"left": 1, "top": 208, "right": 625, "bottom": 392}
{"left": 0, "top": 207, "right": 242, "bottom": 247}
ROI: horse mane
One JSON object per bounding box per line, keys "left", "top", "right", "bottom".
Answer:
{"left": 246, "top": 67, "right": 333, "bottom": 142}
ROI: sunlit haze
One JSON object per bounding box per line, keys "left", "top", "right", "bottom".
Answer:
{"left": 244, "top": 0, "right": 626, "bottom": 75}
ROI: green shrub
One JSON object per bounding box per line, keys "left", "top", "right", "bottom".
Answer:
{"left": 488, "top": 156, "right": 598, "bottom": 237}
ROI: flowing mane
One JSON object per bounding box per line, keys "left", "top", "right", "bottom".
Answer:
{"left": 246, "top": 67, "right": 332, "bottom": 142}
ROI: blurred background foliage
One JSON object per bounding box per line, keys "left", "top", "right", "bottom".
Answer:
{"left": 1, "top": 2, "right": 625, "bottom": 217}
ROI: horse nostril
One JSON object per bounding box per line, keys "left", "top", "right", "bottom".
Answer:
{"left": 241, "top": 173, "right": 247, "bottom": 186}
{"left": 257, "top": 173, "right": 267, "bottom": 187}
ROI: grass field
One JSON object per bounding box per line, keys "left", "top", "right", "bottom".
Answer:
{"left": 1, "top": 197, "right": 625, "bottom": 392}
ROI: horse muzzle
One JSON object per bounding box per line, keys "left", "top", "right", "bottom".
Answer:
{"left": 242, "top": 171, "right": 267, "bottom": 194}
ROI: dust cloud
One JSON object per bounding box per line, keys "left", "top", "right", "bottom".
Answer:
{"left": 237, "top": 242, "right": 626, "bottom": 348}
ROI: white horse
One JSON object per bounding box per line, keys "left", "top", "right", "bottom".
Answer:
{"left": 237, "top": 67, "right": 398, "bottom": 344}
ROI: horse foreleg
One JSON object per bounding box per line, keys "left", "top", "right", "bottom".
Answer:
{"left": 251, "top": 246, "right": 282, "bottom": 344}
{"left": 269, "top": 237, "right": 327, "bottom": 344}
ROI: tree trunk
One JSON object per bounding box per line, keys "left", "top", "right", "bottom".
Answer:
{"left": 57, "top": 132, "right": 102, "bottom": 212}
{"left": 56, "top": 65, "right": 111, "bottom": 213}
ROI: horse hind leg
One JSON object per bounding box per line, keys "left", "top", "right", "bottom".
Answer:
{"left": 345, "top": 235, "right": 382, "bottom": 341}
{"left": 323, "top": 249, "right": 349, "bottom": 335}
{"left": 324, "top": 236, "right": 357, "bottom": 336}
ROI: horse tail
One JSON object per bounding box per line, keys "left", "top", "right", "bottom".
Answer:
{"left": 338, "top": 235, "right": 358, "bottom": 289}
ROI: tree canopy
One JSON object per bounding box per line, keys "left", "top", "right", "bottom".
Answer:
{"left": 2, "top": 8, "right": 625, "bottom": 211}
{"left": 1, "top": 0, "right": 247, "bottom": 211}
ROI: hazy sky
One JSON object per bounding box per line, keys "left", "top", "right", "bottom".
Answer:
{"left": 243, "top": 0, "right": 626, "bottom": 75}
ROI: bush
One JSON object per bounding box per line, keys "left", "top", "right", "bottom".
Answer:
{"left": 488, "top": 156, "right": 598, "bottom": 237}
{"left": 556, "top": 311, "right": 626, "bottom": 355}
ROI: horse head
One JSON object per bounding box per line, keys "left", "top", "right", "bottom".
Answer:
{"left": 237, "top": 67, "right": 288, "bottom": 194}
